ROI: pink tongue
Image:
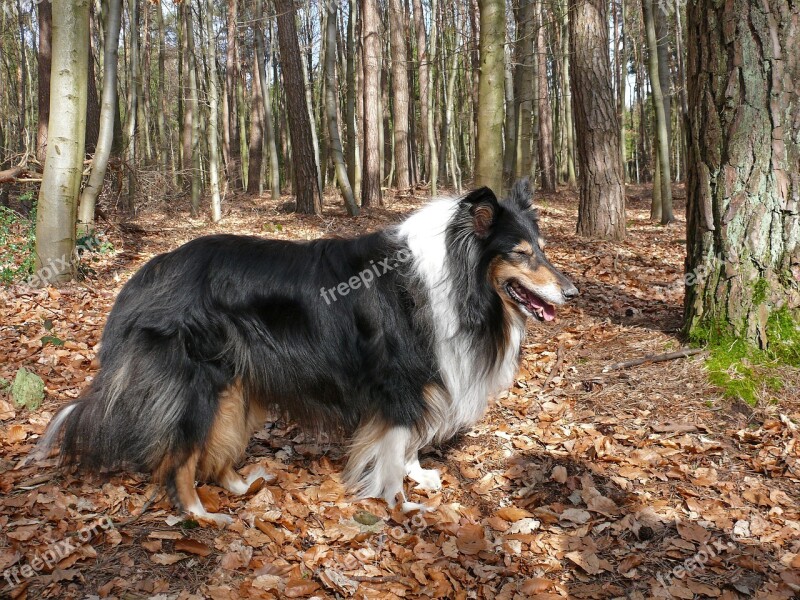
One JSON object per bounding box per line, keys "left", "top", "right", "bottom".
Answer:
{"left": 542, "top": 303, "right": 556, "bottom": 321}
{"left": 523, "top": 288, "right": 556, "bottom": 321}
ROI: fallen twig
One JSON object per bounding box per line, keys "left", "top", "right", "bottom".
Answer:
{"left": 542, "top": 342, "right": 565, "bottom": 389}
{"left": 601, "top": 348, "right": 705, "bottom": 372}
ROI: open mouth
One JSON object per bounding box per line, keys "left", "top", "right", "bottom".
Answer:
{"left": 505, "top": 280, "right": 556, "bottom": 321}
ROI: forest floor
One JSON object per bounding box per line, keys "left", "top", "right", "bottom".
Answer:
{"left": 0, "top": 185, "right": 799, "bottom": 600}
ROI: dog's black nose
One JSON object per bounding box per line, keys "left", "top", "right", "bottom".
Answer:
{"left": 563, "top": 285, "right": 579, "bottom": 300}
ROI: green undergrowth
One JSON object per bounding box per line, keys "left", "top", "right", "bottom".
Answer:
{"left": 0, "top": 196, "right": 37, "bottom": 284}
{"left": 690, "top": 308, "right": 800, "bottom": 406}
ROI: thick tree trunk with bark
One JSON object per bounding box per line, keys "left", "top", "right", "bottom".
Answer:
{"left": 475, "top": 0, "right": 505, "bottom": 194}
{"left": 275, "top": 0, "right": 322, "bottom": 214}
{"left": 34, "top": 0, "right": 90, "bottom": 284}
{"left": 77, "top": 0, "right": 121, "bottom": 237}
{"left": 569, "top": 0, "right": 626, "bottom": 240}
{"left": 684, "top": 0, "right": 800, "bottom": 344}
{"left": 361, "top": 0, "right": 383, "bottom": 207}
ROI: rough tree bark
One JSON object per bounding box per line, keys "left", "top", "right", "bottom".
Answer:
{"left": 34, "top": 0, "right": 90, "bottom": 284}
{"left": 77, "top": 0, "right": 121, "bottom": 237}
{"left": 684, "top": 0, "right": 800, "bottom": 344}
{"left": 569, "top": 0, "right": 626, "bottom": 240}
{"left": 475, "top": 0, "right": 505, "bottom": 194}
{"left": 275, "top": 0, "right": 322, "bottom": 214}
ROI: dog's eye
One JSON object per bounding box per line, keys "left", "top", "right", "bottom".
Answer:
{"left": 508, "top": 251, "right": 531, "bottom": 259}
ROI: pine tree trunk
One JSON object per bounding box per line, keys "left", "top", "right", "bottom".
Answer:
{"left": 361, "top": 0, "right": 383, "bottom": 206}
{"left": 536, "top": 0, "right": 556, "bottom": 191}
{"left": 34, "top": 0, "right": 90, "bottom": 284}
{"left": 275, "top": 0, "right": 322, "bottom": 214}
{"left": 254, "top": 2, "right": 280, "bottom": 199}
{"left": 570, "top": 0, "right": 625, "bottom": 240}
{"left": 684, "top": 0, "right": 800, "bottom": 344}
{"left": 475, "top": 0, "right": 505, "bottom": 194}
{"left": 77, "top": 0, "right": 121, "bottom": 237}
{"left": 388, "top": 0, "right": 410, "bottom": 190}
{"left": 247, "top": 5, "right": 265, "bottom": 195}
{"left": 411, "top": 0, "right": 429, "bottom": 182}
{"left": 203, "top": 0, "right": 223, "bottom": 222}
{"left": 560, "top": 0, "right": 576, "bottom": 187}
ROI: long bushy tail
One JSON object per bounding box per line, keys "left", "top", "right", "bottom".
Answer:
{"left": 29, "top": 332, "right": 223, "bottom": 474}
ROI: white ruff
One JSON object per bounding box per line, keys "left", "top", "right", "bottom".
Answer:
{"left": 395, "top": 199, "right": 526, "bottom": 444}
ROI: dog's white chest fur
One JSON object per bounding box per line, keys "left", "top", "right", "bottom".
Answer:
{"left": 396, "top": 199, "right": 526, "bottom": 442}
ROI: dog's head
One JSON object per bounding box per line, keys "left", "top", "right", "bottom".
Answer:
{"left": 458, "top": 179, "right": 578, "bottom": 321}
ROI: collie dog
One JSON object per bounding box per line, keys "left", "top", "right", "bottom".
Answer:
{"left": 34, "top": 180, "right": 577, "bottom": 524}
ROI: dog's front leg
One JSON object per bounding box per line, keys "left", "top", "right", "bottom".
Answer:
{"left": 405, "top": 457, "right": 442, "bottom": 491}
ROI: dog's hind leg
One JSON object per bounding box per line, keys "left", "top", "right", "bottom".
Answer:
{"left": 157, "top": 450, "right": 234, "bottom": 526}
{"left": 198, "top": 381, "right": 271, "bottom": 497}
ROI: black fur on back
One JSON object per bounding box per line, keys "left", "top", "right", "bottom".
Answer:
{"left": 55, "top": 232, "right": 440, "bottom": 474}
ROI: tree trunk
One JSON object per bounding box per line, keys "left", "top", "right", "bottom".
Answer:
{"left": 155, "top": 1, "right": 168, "bottom": 173}
{"left": 124, "top": 0, "right": 139, "bottom": 212}
{"left": 185, "top": 4, "right": 202, "bottom": 214}
{"left": 247, "top": 6, "right": 265, "bottom": 195}
{"left": 642, "top": 0, "right": 673, "bottom": 223}
{"left": 475, "top": 0, "right": 505, "bottom": 194}
{"left": 345, "top": 0, "right": 360, "bottom": 196}
{"left": 224, "top": 0, "right": 239, "bottom": 188}
{"left": 203, "top": 0, "right": 223, "bottom": 222}
{"left": 684, "top": 0, "right": 800, "bottom": 344}
{"left": 560, "top": 0, "right": 576, "bottom": 187}
{"left": 411, "top": 0, "right": 429, "bottom": 183}
{"left": 254, "top": 0, "right": 280, "bottom": 199}
{"left": 427, "top": 0, "right": 439, "bottom": 195}
{"left": 502, "top": 42, "right": 517, "bottom": 187}
{"left": 536, "top": 0, "right": 556, "bottom": 191}
{"left": 361, "top": 0, "right": 383, "bottom": 207}
{"left": 36, "top": 0, "right": 51, "bottom": 164}
{"left": 34, "top": 0, "right": 90, "bottom": 284}
{"left": 570, "top": 0, "right": 626, "bottom": 240}
{"left": 325, "top": 1, "right": 358, "bottom": 216}
{"left": 516, "top": 0, "right": 534, "bottom": 179}
{"left": 388, "top": 0, "right": 410, "bottom": 190}
{"left": 77, "top": 0, "right": 121, "bottom": 237}
{"left": 275, "top": 0, "right": 322, "bottom": 214}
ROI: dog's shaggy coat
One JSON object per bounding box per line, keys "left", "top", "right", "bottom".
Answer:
{"left": 36, "top": 180, "right": 577, "bottom": 522}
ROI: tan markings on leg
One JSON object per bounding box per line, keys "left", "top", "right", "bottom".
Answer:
{"left": 198, "top": 381, "right": 269, "bottom": 492}
{"left": 197, "top": 381, "right": 247, "bottom": 482}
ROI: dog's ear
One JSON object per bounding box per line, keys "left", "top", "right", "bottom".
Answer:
{"left": 461, "top": 187, "right": 500, "bottom": 239}
{"left": 508, "top": 178, "right": 533, "bottom": 211}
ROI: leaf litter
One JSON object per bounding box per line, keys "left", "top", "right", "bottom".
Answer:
{"left": 0, "top": 187, "right": 798, "bottom": 599}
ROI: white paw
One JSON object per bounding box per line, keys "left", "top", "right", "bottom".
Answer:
{"left": 244, "top": 466, "right": 274, "bottom": 486}
{"left": 192, "top": 511, "right": 234, "bottom": 527}
{"left": 401, "top": 501, "right": 432, "bottom": 514}
{"left": 409, "top": 467, "right": 442, "bottom": 491}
